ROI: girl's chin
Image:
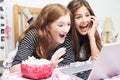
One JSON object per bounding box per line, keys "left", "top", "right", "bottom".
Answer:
{"left": 55, "top": 41, "right": 64, "bottom": 45}
{"left": 59, "top": 41, "right": 64, "bottom": 44}
{"left": 80, "top": 32, "right": 88, "bottom": 35}
{"left": 58, "top": 40, "right": 65, "bottom": 44}
{"left": 79, "top": 29, "right": 88, "bottom": 35}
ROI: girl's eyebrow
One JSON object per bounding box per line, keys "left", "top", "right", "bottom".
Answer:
{"left": 75, "top": 11, "right": 90, "bottom": 15}
{"left": 74, "top": 14, "right": 81, "bottom": 17}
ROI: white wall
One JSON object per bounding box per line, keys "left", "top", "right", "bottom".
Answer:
{"left": 88, "top": 0, "right": 120, "bottom": 41}
{"left": 4, "top": 0, "right": 120, "bottom": 53}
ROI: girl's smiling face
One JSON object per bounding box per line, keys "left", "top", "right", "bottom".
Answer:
{"left": 74, "top": 5, "right": 91, "bottom": 35}
{"left": 48, "top": 13, "right": 71, "bottom": 45}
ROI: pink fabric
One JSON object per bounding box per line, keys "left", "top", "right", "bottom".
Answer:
{"left": 104, "top": 75, "right": 120, "bottom": 80}
{"left": 0, "top": 68, "right": 75, "bottom": 80}
{"left": 1, "top": 61, "right": 93, "bottom": 80}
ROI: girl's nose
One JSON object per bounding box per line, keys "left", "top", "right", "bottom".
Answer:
{"left": 82, "top": 17, "right": 88, "bottom": 22}
{"left": 63, "top": 25, "right": 70, "bottom": 33}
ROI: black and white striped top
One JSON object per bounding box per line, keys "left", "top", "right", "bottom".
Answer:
{"left": 12, "top": 28, "right": 75, "bottom": 66}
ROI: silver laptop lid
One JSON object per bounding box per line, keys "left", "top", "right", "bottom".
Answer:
{"left": 88, "top": 43, "right": 120, "bottom": 80}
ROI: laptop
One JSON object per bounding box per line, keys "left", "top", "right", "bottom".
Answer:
{"left": 60, "top": 43, "right": 120, "bottom": 80}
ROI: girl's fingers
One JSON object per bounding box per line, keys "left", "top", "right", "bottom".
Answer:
{"left": 51, "top": 47, "right": 66, "bottom": 67}
{"left": 53, "top": 47, "right": 66, "bottom": 59}
{"left": 57, "top": 58, "right": 64, "bottom": 63}
{"left": 51, "top": 58, "right": 64, "bottom": 68}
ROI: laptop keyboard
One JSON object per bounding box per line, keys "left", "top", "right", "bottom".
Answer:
{"left": 73, "top": 69, "right": 92, "bottom": 80}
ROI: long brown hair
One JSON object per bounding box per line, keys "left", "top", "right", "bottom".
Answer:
{"left": 19, "top": 4, "right": 72, "bottom": 58}
{"left": 68, "top": 0, "right": 102, "bottom": 61}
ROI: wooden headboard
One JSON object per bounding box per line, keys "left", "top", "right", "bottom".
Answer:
{"left": 14, "top": 4, "right": 41, "bottom": 47}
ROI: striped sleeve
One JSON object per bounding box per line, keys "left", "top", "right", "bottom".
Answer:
{"left": 12, "top": 29, "right": 37, "bottom": 66}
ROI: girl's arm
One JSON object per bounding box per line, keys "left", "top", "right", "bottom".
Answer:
{"left": 88, "top": 16, "right": 100, "bottom": 60}
{"left": 10, "top": 64, "right": 21, "bottom": 73}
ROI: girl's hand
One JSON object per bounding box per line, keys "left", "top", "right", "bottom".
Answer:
{"left": 51, "top": 47, "right": 66, "bottom": 68}
{"left": 88, "top": 16, "right": 98, "bottom": 39}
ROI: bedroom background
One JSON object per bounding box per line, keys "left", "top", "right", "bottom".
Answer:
{"left": 2, "top": 0, "right": 120, "bottom": 57}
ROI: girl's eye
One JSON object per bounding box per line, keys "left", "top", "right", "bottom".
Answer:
{"left": 86, "top": 13, "right": 90, "bottom": 17}
{"left": 75, "top": 16, "right": 81, "bottom": 19}
{"left": 68, "top": 23, "right": 71, "bottom": 26}
{"left": 86, "top": 14, "right": 90, "bottom": 17}
{"left": 58, "top": 25, "right": 63, "bottom": 27}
